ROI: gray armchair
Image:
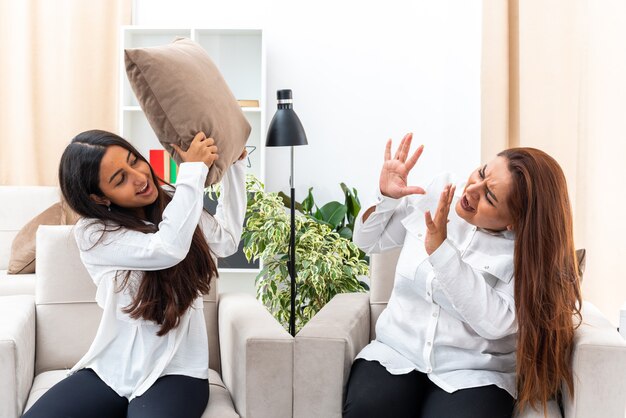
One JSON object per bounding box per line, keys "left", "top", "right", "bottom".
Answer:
{"left": 0, "top": 225, "right": 294, "bottom": 418}
{"left": 294, "top": 248, "right": 626, "bottom": 418}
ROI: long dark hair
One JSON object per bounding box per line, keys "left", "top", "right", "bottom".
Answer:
{"left": 498, "top": 148, "right": 582, "bottom": 414}
{"left": 59, "top": 129, "right": 218, "bottom": 336}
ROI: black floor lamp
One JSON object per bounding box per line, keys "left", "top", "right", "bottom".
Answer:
{"left": 265, "top": 89, "right": 308, "bottom": 336}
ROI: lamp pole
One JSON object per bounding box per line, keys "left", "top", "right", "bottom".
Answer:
{"left": 289, "top": 146, "right": 296, "bottom": 336}
{"left": 266, "top": 89, "right": 308, "bottom": 337}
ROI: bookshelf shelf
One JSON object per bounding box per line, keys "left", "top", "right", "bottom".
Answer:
{"left": 119, "top": 27, "right": 265, "bottom": 274}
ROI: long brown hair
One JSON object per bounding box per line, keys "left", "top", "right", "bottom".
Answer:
{"left": 59, "top": 130, "right": 218, "bottom": 336}
{"left": 498, "top": 148, "right": 582, "bottom": 414}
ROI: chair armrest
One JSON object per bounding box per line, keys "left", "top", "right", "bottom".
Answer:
{"left": 218, "top": 293, "right": 293, "bottom": 418}
{"left": 294, "top": 292, "right": 371, "bottom": 418}
{"left": 0, "top": 295, "right": 36, "bottom": 418}
{"left": 562, "top": 301, "right": 626, "bottom": 418}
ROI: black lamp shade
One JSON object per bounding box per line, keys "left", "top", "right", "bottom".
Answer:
{"left": 266, "top": 90, "right": 308, "bottom": 147}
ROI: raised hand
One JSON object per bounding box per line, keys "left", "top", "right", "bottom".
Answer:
{"left": 424, "top": 184, "right": 456, "bottom": 255}
{"left": 171, "top": 132, "right": 219, "bottom": 169}
{"left": 379, "top": 133, "right": 426, "bottom": 199}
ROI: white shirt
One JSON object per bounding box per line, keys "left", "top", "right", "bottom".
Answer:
{"left": 354, "top": 173, "right": 518, "bottom": 398}
{"left": 69, "top": 161, "right": 247, "bottom": 400}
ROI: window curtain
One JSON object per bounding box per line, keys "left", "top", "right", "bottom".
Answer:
{"left": 0, "top": 0, "right": 132, "bottom": 185}
{"left": 481, "top": 0, "right": 626, "bottom": 324}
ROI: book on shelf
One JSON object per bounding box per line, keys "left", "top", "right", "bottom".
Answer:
{"left": 169, "top": 155, "right": 177, "bottom": 183}
{"left": 237, "top": 99, "right": 259, "bottom": 107}
{"left": 149, "top": 149, "right": 178, "bottom": 184}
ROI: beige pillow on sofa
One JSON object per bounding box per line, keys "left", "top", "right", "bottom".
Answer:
{"left": 124, "top": 37, "right": 251, "bottom": 186}
{"left": 8, "top": 201, "right": 79, "bottom": 274}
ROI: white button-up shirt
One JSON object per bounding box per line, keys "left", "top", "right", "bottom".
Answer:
{"left": 69, "top": 161, "right": 247, "bottom": 400}
{"left": 354, "top": 173, "right": 518, "bottom": 398}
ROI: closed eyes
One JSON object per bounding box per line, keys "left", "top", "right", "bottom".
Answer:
{"left": 115, "top": 156, "right": 139, "bottom": 187}
{"left": 478, "top": 165, "right": 497, "bottom": 206}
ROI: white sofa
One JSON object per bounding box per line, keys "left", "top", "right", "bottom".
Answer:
{"left": 294, "top": 248, "right": 626, "bottom": 418}
{"left": 0, "top": 225, "right": 294, "bottom": 418}
{"left": 0, "top": 186, "right": 61, "bottom": 296}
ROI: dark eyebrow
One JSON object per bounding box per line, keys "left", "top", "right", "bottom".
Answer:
{"left": 108, "top": 151, "right": 132, "bottom": 184}
{"left": 482, "top": 164, "right": 499, "bottom": 203}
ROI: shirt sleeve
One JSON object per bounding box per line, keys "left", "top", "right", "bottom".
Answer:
{"left": 428, "top": 239, "right": 517, "bottom": 339}
{"left": 75, "top": 162, "right": 209, "bottom": 271}
{"left": 199, "top": 160, "right": 247, "bottom": 258}
{"left": 352, "top": 189, "right": 411, "bottom": 254}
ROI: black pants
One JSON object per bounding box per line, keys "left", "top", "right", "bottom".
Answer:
{"left": 343, "top": 359, "right": 515, "bottom": 418}
{"left": 22, "top": 369, "right": 209, "bottom": 418}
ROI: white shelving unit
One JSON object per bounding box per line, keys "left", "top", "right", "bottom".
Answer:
{"left": 119, "top": 27, "right": 265, "bottom": 282}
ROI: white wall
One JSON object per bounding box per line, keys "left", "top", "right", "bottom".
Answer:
{"left": 133, "top": 0, "right": 482, "bottom": 206}
{"left": 133, "top": 0, "right": 482, "bottom": 294}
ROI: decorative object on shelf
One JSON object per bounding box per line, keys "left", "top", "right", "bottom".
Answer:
{"left": 125, "top": 37, "right": 251, "bottom": 186}
{"left": 244, "top": 145, "right": 256, "bottom": 169}
{"left": 242, "top": 175, "right": 369, "bottom": 334}
{"left": 265, "top": 89, "right": 308, "bottom": 336}
{"left": 238, "top": 99, "right": 260, "bottom": 107}
{"left": 149, "top": 149, "right": 177, "bottom": 184}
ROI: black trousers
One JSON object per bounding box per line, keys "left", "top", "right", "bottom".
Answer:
{"left": 343, "top": 359, "right": 515, "bottom": 418}
{"left": 22, "top": 369, "right": 209, "bottom": 418}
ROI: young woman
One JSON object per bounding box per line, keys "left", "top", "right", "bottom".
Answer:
{"left": 23, "top": 130, "right": 247, "bottom": 418}
{"left": 343, "top": 133, "right": 582, "bottom": 418}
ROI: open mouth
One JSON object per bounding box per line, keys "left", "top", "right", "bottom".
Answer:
{"left": 460, "top": 195, "right": 475, "bottom": 212}
{"left": 137, "top": 181, "right": 150, "bottom": 195}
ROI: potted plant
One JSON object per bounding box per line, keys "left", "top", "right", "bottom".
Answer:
{"left": 240, "top": 175, "right": 369, "bottom": 333}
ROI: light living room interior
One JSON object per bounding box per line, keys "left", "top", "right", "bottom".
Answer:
{"left": 1, "top": 1, "right": 625, "bottom": 417}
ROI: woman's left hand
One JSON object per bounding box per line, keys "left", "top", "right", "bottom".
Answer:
{"left": 424, "top": 184, "right": 456, "bottom": 255}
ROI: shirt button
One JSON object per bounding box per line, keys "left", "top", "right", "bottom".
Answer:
{"left": 427, "top": 291, "right": 431, "bottom": 297}
{"left": 426, "top": 341, "right": 432, "bottom": 346}
{"left": 418, "top": 233, "right": 423, "bottom": 238}
{"left": 484, "top": 265, "right": 490, "bottom": 270}
{"left": 426, "top": 368, "right": 432, "bottom": 373}
{"left": 432, "top": 312, "right": 438, "bottom": 318}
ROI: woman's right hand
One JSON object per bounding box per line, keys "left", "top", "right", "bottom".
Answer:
{"left": 379, "top": 133, "right": 426, "bottom": 199}
{"left": 171, "top": 132, "right": 219, "bottom": 169}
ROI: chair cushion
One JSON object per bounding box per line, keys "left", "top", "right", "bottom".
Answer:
{"left": 8, "top": 201, "right": 78, "bottom": 274}
{"left": 203, "top": 369, "right": 240, "bottom": 418}
{"left": 22, "top": 369, "right": 238, "bottom": 417}
{"left": 0, "top": 186, "right": 60, "bottom": 270}
{"left": 0, "top": 270, "right": 36, "bottom": 296}
{"left": 124, "top": 37, "right": 251, "bottom": 186}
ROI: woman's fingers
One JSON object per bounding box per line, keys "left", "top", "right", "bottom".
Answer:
{"left": 384, "top": 139, "right": 392, "bottom": 161}
{"left": 433, "top": 184, "right": 455, "bottom": 224}
{"left": 171, "top": 143, "right": 184, "bottom": 157}
{"left": 387, "top": 133, "right": 417, "bottom": 164}
{"left": 425, "top": 210, "right": 435, "bottom": 230}
{"left": 401, "top": 186, "right": 426, "bottom": 196}
{"left": 448, "top": 185, "right": 456, "bottom": 206}
{"left": 399, "top": 133, "right": 412, "bottom": 161}
{"left": 405, "top": 144, "right": 424, "bottom": 171}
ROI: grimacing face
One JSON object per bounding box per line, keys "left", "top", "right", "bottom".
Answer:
{"left": 455, "top": 156, "right": 515, "bottom": 232}
{"left": 89, "top": 145, "right": 159, "bottom": 215}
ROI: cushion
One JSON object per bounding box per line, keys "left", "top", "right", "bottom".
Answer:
{"left": 124, "top": 37, "right": 251, "bottom": 186}
{"left": 7, "top": 201, "right": 78, "bottom": 274}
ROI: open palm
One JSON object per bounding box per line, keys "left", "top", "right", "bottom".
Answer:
{"left": 379, "top": 133, "right": 426, "bottom": 199}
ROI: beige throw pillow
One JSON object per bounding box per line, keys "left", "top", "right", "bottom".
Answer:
{"left": 124, "top": 37, "right": 251, "bottom": 186}
{"left": 8, "top": 201, "right": 79, "bottom": 274}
